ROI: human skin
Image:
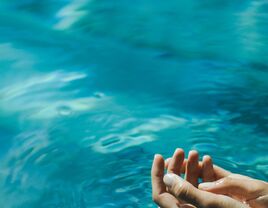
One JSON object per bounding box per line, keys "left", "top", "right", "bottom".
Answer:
{"left": 151, "top": 149, "right": 268, "bottom": 208}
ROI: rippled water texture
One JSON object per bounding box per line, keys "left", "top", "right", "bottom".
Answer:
{"left": 0, "top": 1, "right": 268, "bottom": 207}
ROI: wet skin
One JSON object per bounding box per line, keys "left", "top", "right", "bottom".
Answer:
{"left": 151, "top": 149, "right": 268, "bottom": 208}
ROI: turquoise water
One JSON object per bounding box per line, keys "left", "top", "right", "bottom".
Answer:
{"left": 0, "top": 0, "right": 268, "bottom": 207}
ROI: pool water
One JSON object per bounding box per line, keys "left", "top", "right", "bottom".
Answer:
{"left": 0, "top": 0, "right": 268, "bottom": 207}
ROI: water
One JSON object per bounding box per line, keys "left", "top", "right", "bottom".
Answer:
{"left": 0, "top": 0, "right": 268, "bottom": 207}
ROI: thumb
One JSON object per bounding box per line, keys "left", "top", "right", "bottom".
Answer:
{"left": 163, "top": 173, "right": 245, "bottom": 208}
{"left": 198, "top": 174, "right": 267, "bottom": 199}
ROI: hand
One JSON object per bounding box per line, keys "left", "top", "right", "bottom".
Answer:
{"left": 199, "top": 173, "right": 268, "bottom": 208}
{"left": 151, "top": 149, "right": 251, "bottom": 208}
{"left": 164, "top": 149, "right": 230, "bottom": 186}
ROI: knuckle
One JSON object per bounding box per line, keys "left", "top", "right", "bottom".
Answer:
{"left": 223, "top": 176, "right": 233, "bottom": 186}
{"left": 174, "top": 183, "right": 210, "bottom": 208}
{"left": 173, "top": 182, "right": 185, "bottom": 197}
{"left": 173, "top": 183, "right": 192, "bottom": 201}
{"left": 224, "top": 175, "right": 232, "bottom": 182}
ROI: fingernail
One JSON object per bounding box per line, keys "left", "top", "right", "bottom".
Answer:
{"left": 164, "top": 173, "right": 175, "bottom": 187}
{"left": 164, "top": 173, "right": 184, "bottom": 188}
{"left": 199, "top": 182, "right": 215, "bottom": 189}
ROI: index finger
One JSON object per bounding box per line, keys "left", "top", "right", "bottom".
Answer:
{"left": 151, "top": 154, "right": 166, "bottom": 196}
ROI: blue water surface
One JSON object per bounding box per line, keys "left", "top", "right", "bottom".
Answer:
{"left": 0, "top": 1, "right": 268, "bottom": 207}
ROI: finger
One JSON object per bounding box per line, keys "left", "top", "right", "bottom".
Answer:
{"left": 166, "top": 158, "right": 201, "bottom": 177}
{"left": 164, "top": 173, "right": 211, "bottom": 207}
{"left": 151, "top": 155, "right": 181, "bottom": 208}
{"left": 213, "top": 165, "right": 231, "bottom": 179}
{"left": 201, "top": 155, "right": 216, "bottom": 182}
{"left": 153, "top": 192, "right": 181, "bottom": 208}
{"left": 171, "top": 153, "right": 230, "bottom": 180}
{"left": 198, "top": 174, "right": 268, "bottom": 200}
{"left": 166, "top": 159, "right": 188, "bottom": 172}
{"left": 151, "top": 154, "right": 166, "bottom": 197}
{"left": 185, "top": 150, "right": 200, "bottom": 187}
{"left": 164, "top": 173, "right": 246, "bottom": 208}
{"left": 180, "top": 159, "right": 202, "bottom": 174}
{"left": 165, "top": 158, "right": 171, "bottom": 169}
{"left": 173, "top": 158, "right": 227, "bottom": 180}
{"left": 167, "top": 148, "right": 184, "bottom": 175}
{"left": 166, "top": 158, "right": 205, "bottom": 176}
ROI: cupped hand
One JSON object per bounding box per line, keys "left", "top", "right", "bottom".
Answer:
{"left": 199, "top": 173, "right": 268, "bottom": 208}
{"left": 151, "top": 149, "right": 256, "bottom": 208}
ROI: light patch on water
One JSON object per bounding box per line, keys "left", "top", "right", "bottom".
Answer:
{"left": 0, "top": 70, "right": 87, "bottom": 100}
{"left": 30, "top": 97, "right": 108, "bottom": 119}
{"left": 0, "top": 70, "right": 109, "bottom": 120}
{"left": 237, "top": 1, "right": 265, "bottom": 54}
{"left": 54, "top": 0, "right": 91, "bottom": 30}
{"left": 93, "top": 115, "right": 188, "bottom": 153}
{"left": 0, "top": 43, "right": 35, "bottom": 69}
{"left": 60, "top": 71, "right": 88, "bottom": 82}
{"left": 0, "top": 95, "right": 109, "bottom": 120}
{"left": 129, "top": 115, "right": 187, "bottom": 134}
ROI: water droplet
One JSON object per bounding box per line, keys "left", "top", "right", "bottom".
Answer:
{"left": 94, "top": 92, "right": 105, "bottom": 98}
{"left": 57, "top": 105, "right": 72, "bottom": 116}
